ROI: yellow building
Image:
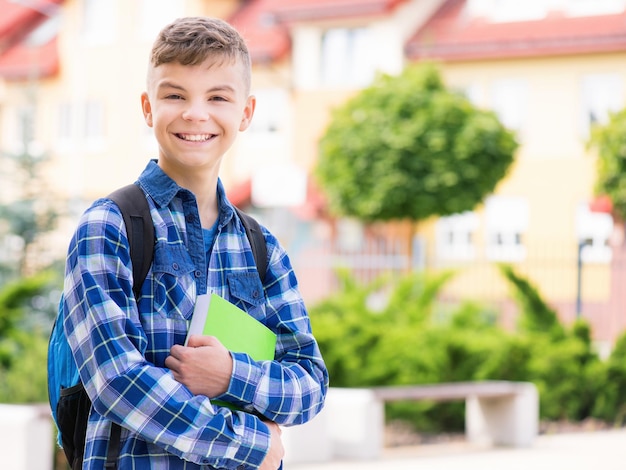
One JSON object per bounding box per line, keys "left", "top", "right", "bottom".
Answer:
{"left": 2, "top": 0, "right": 626, "bottom": 348}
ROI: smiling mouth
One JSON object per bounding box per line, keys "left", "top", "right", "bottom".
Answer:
{"left": 175, "top": 133, "right": 215, "bottom": 142}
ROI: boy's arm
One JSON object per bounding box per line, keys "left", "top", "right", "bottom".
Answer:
{"left": 178, "top": 232, "right": 330, "bottom": 426}
{"left": 63, "top": 201, "right": 273, "bottom": 468}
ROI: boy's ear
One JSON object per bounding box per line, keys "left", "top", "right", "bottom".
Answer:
{"left": 141, "top": 92, "right": 153, "bottom": 127}
{"left": 239, "top": 95, "right": 256, "bottom": 132}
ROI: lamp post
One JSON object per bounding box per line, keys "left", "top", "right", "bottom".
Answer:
{"left": 576, "top": 239, "right": 591, "bottom": 318}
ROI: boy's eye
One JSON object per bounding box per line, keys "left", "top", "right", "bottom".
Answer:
{"left": 210, "top": 96, "right": 227, "bottom": 102}
{"left": 165, "top": 94, "right": 183, "bottom": 100}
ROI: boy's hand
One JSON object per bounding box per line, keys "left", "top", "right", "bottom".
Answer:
{"left": 165, "top": 335, "right": 233, "bottom": 397}
{"left": 259, "top": 422, "right": 284, "bottom": 470}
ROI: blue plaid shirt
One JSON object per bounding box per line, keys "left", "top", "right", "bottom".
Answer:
{"left": 62, "top": 160, "right": 328, "bottom": 469}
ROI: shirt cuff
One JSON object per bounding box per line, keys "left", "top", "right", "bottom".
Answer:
{"left": 218, "top": 351, "right": 264, "bottom": 409}
{"left": 209, "top": 412, "right": 271, "bottom": 469}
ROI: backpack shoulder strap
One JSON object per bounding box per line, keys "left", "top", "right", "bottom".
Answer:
{"left": 104, "top": 183, "right": 154, "bottom": 469}
{"left": 234, "top": 206, "right": 267, "bottom": 283}
{"left": 107, "top": 184, "right": 155, "bottom": 300}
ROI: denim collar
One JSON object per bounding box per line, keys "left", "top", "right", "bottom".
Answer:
{"left": 137, "top": 160, "right": 234, "bottom": 224}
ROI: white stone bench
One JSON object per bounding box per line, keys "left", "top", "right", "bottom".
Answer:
{"left": 283, "top": 381, "right": 539, "bottom": 463}
{"left": 0, "top": 404, "right": 53, "bottom": 470}
{"left": 321, "top": 381, "right": 539, "bottom": 460}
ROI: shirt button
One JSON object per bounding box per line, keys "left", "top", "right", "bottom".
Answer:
{"left": 236, "top": 466, "right": 245, "bottom": 470}
{"left": 172, "top": 262, "right": 179, "bottom": 270}
{"left": 194, "top": 270, "right": 202, "bottom": 277}
{"left": 186, "top": 214, "right": 195, "bottom": 223}
{"left": 252, "top": 290, "right": 259, "bottom": 299}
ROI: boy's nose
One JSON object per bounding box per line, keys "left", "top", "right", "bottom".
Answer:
{"left": 182, "top": 101, "right": 210, "bottom": 121}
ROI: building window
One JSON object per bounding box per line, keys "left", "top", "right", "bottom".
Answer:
{"left": 58, "top": 103, "right": 73, "bottom": 142}
{"left": 468, "top": 0, "right": 546, "bottom": 22}
{"left": 581, "top": 73, "right": 622, "bottom": 137}
{"left": 84, "top": 101, "right": 105, "bottom": 151}
{"left": 248, "top": 88, "right": 288, "bottom": 134}
{"left": 436, "top": 212, "right": 479, "bottom": 261}
{"left": 576, "top": 203, "right": 613, "bottom": 263}
{"left": 1, "top": 105, "right": 40, "bottom": 157}
{"left": 82, "top": 0, "right": 116, "bottom": 45}
{"left": 491, "top": 78, "right": 527, "bottom": 134}
{"left": 139, "top": 0, "right": 184, "bottom": 40}
{"left": 56, "top": 100, "right": 106, "bottom": 152}
{"left": 320, "top": 28, "right": 375, "bottom": 88}
{"left": 567, "top": 0, "right": 626, "bottom": 16}
{"left": 16, "top": 105, "right": 36, "bottom": 151}
{"left": 485, "top": 196, "right": 529, "bottom": 262}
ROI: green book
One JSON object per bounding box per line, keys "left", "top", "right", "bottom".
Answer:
{"left": 185, "top": 293, "right": 276, "bottom": 361}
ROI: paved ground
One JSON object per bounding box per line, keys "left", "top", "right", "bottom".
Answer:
{"left": 288, "top": 428, "right": 626, "bottom": 470}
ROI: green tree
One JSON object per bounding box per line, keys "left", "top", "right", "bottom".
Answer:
{"left": 315, "top": 63, "right": 518, "bottom": 221}
{"left": 588, "top": 108, "right": 626, "bottom": 220}
{"left": 0, "top": 91, "right": 58, "bottom": 281}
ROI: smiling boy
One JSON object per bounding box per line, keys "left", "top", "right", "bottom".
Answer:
{"left": 60, "top": 17, "right": 328, "bottom": 469}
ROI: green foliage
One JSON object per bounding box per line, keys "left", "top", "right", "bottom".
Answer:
{"left": 588, "top": 108, "right": 626, "bottom": 220}
{"left": 499, "top": 266, "right": 602, "bottom": 421}
{"left": 0, "top": 272, "right": 60, "bottom": 403}
{"left": 311, "top": 270, "right": 524, "bottom": 432}
{"left": 311, "top": 265, "right": 616, "bottom": 432}
{"left": 498, "top": 264, "right": 565, "bottom": 339}
{"left": 0, "top": 329, "right": 49, "bottom": 403}
{"left": 592, "top": 332, "right": 626, "bottom": 424}
{"left": 315, "top": 63, "right": 518, "bottom": 221}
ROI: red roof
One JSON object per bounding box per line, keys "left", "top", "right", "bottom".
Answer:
{"left": 0, "top": 37, "right": 58, "bottom": 80}
{"left": 406, "top": 0, "right": 626, "bottom": 61}
{"left": 0, "top": 0, "right": 63, "bottom": 80}
{"left": 230, "top": 0, "right": 408, "bottom": 63}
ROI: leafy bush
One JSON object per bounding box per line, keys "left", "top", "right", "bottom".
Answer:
{"left": 499, "top": 264, "right": 602, "bottom": 421}
{"left": 0, "top": 272, "right": 59, "bottom": 403}
{"left": 310, "top": 265, "right": 614, "bottom": 432}
{"left": 592, "top": 331, "right": 626, "bottom": 424}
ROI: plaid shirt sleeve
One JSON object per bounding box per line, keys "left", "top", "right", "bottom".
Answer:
{"left": 214, "top": 228, "right": 329, "bottom": 426}
{"left": 63, "top": 200, "right": 271, "bottom": 469}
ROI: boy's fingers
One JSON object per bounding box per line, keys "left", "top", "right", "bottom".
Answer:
{"left": 187, "top": 335, "right": 220, "bottom": 348}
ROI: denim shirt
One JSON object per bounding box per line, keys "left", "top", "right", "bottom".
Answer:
{"left": 62, "top": 160, "right": 328, "bottom": 469}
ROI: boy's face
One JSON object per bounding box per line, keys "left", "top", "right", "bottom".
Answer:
{"left": 141, "top": 56, "right": 255, "bottom": 177}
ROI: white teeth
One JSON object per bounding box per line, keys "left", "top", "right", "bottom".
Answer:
{"left": 179, "top": 134, "right": 211, "bottom": 142}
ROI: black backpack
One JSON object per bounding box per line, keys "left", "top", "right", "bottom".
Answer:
{"left": 52, "top": 183, "right": 267, "bottom": 470}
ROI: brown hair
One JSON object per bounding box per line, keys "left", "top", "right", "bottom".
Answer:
{"left": 149, "top": 17, "right": 251, "bottom": 91}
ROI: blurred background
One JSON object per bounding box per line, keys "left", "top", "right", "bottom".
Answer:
{"left": 2, "top": 0, "right": 626, "bottom": 468}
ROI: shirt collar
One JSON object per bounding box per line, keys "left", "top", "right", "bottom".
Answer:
{"left": 138, "top": 159, "right": 235, "bottom": 220}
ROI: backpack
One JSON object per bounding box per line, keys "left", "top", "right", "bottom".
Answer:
{"left": 47, "top": 183, "right": 267, "bottom": 470}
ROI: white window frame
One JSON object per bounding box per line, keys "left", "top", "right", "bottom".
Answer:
{"left": 139, "top": 0, "right": 184, "bottom": 41}
{"left": 567, "top": 0, "right": 626, "bottom": 17}
{"left": 84, "top": 101, "right": 105, "bottom": 152}
{"left": 467, "top": 0, "right": 546, "bottom": 22}
{"left": 485, "top": 196, "right": 529, "bottom": 262}
{"left": 82, "top": 0, "right": 116, "bottom": 45}
{"left": 576, "top": 202, "right": 613, "bottom": 264}
{"left": 248, "top": 88, "right": 289, "bottom": 135}
{"left": 436, "top": 212, "right": 479, "bottom": 261}
{"left": 56, "top": 100, "right": 106, "bottom": 152}
{"left": 491, "top": 78, "right": 528, "bottom": 135}
{"left": 581, "top": 73, "right": 623, "bottom": 137}
{"left": 320, "top": 27, "right": 376, "bottom": 88}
